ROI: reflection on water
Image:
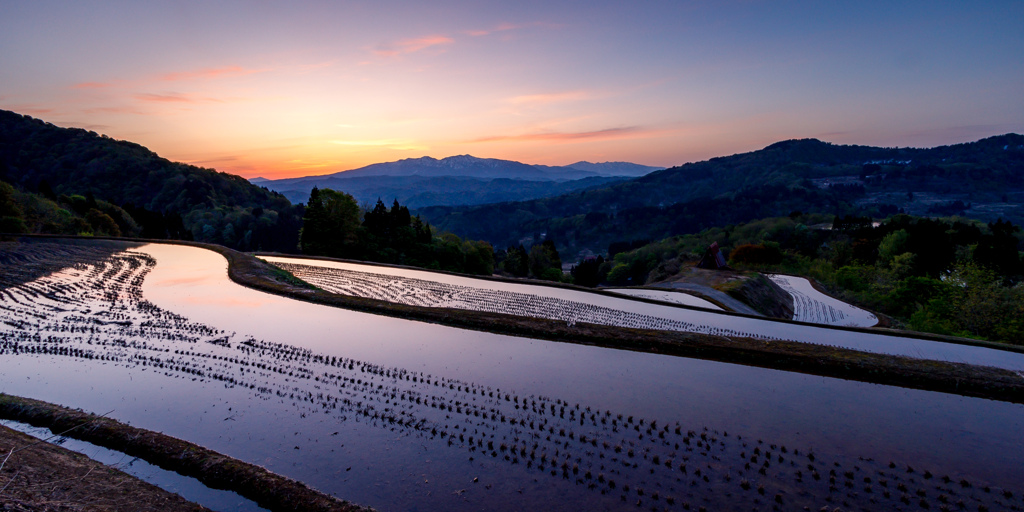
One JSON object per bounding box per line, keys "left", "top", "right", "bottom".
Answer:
{"left": 767, "top": 274, "right": 878, "bottom": 327}
{"left": 1, "top": 241, "right": 1023, "bottom": 511}
{"left": 603, "top": 288, "right": 723, "bottom": 310}
{"left": 262, "top": 255, "right": 1024, "bottom": 371}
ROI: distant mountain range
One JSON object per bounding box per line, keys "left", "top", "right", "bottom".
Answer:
{"left": 418, "top": 135, "right": 1024, "bottom": 257}
{"left": 4, "top": 107, "right": 1020, "bottom": 262}
{"left": 250, "top": 155, "right": 663, "bottom": 206}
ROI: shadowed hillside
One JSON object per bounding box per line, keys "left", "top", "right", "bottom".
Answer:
{"left": 420, "top": 135, "right": 1024, "bottom": 256}
{"left": 0, "top": 110, "right": 302, "bottom": 252}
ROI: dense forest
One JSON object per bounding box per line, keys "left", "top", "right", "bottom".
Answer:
{"left": 299, "top": 189, "right": 494, "bottom": 275}
{"left": 0, "top": 110, "right": 301, "bottom": 251}
{"left": 420, "top": 135, "right": 1024, "bottom": 257}
{"left": 0, "top": 179, "right": 190, "bottom": 239}
{"left": 600, "top": 213, "right": 1024, "bottom": 343}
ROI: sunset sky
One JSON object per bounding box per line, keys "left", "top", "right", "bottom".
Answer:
{"left": 2, "top": 1, "right": 1022, "bottom": 180}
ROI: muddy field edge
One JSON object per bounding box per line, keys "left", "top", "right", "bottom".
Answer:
{"left": 0, "top": 393, "right": 372, "bottom": 512}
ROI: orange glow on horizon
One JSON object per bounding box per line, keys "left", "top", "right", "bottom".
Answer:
{"left": 4, "top": 2, "right": 1020, "bottom": 183}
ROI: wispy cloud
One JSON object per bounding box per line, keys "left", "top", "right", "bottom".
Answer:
{"left": 70, "top": 65, "right": 267, "bottom": 92}
{"left": 6, "top": 105, "right": 55, "bottom": 116}
{"left": 330, "top": 139, "right": 428, "bottom": 151}
{"left": 157, "top": 65, "right": 268, "bottom": 82}
{"left": 372, "top": 35, "right": 454, "bottom": 57}
{"left": 469, "top": 126, "right": 653, "bottom": 144}
{"left": 71, "top": 81, "right": 115, "bottom": 90}
{"left": 465, "top": 21, "right": 559, "bottom": 37}
{"left": 465, "top": 22, "right": 524, "bottom": 37}
{"left": 134, "top": 92, "right": 224, "bottom": 104}
{"left": 183, "top": 155, "right": 241, "bottom": 165}
{"left": 506, "top": 90, "right": 594, "bottom": 106}
{"left": 82, "top": 105, "right": 149, "bottom": 115}
{"left": 285, "top": 159, "right": 343, "bottom": 170}
{"left": 64, "top": 122, "right": 110, "bottom": 132}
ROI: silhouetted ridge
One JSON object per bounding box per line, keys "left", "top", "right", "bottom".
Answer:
{"left": 0, "top": 110, "right": 302, "bottom": 251}
{"left": 419, "top": 133, "right": 1024, "bottom": 256}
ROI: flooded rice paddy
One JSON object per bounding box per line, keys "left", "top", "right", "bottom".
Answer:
{"left": 602, "top": 289, "right": 722, "bottom": 311}
{"left": 766, "top": 275, "right": 878, "bottom": 328}
{"left": 2, "top": 241, "right": 1024, "bottom": 511}
{"left": 262, "top": 256, "right": 1024, "bottom": 371}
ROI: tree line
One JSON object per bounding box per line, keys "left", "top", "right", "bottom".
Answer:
{"left": 599, "top": 213, "right": 1024, "bottom": 344}
{"left": 299, "top": 188, "right": 495, "bottom": 275}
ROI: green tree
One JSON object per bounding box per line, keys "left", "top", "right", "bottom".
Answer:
{"left": 571, "top": 256, "right": 605, "bottom": 287}
{"left": 877, "top": 229, "right": 909, "bottom": 266}
{"left": 502, "top": 245, "right": 529, "bottom": 277}
{"left": 463, "top": 240, "right": 495, "bottom": 275}
{"left": 529, "top": 240, "right": 562, "bottom": 281}
{"left": 299, "top": 187, "right": 362, "bottom": 258}
{"left": 85, "top": 208, "right": 121, "bottom": 236}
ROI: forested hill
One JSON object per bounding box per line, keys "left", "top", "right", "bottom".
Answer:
{"left": 0, "top": 110, "right": 301, "bottom": 251}
{"left": 419, "top": 135, "right": 1024, "bottom": 256}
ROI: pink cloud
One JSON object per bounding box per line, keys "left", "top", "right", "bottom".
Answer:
{"left": 134, "top": 92, "right": 222, "bottom": 104}
{"left": 506, "top": 90, "right": 594, "bottom": 106}
{"left": 6, "top": 105, "right": 55, "bottom": 115}
{"left": 182, "top": 155, "right": 242, "bottom": 166}
{"left": 470, "top": 126, "right": 649, "bottom": 143}
{"left": 83, "top": 106, "right": 147, "bottom": 115}
{"left": 465, "top": 23, "right": 520, "bottom": 37}
{"left": 68, "top": 65, "right": 266, "bottom": 92}
{"left": 71, "top": 81, "right": 115, "bottom": 89}
{"left": 465, "top": 21, "right": 556, "bottom": 37}
{"left": 64, "top": 122, "right": 110, "bottom": 132}
{"left": 157, "top": 65, "right": 267, "bottom": 82}
{"left": 373, "top": 35, "right": 454, "bottom": 57}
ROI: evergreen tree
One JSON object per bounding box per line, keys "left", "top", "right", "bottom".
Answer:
{"left": 502, "top": 244, "right": 529, "bottom": 277}
{"left": 299, "top": 187, "right": 362, "bottom": 257}
{"left": 529, "top": 240, "right": 563, "bottom": 280}
{"left": 571, "top": 256, "right": 605, "bottom": 287}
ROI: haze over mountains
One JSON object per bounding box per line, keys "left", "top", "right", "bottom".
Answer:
{"left": 250, "top": 155, "right": 663, "bottom": 207}
{"left": 2, "top": 109, "right": 1021, "bottom": 262}
{"left": 419, "top": 135, "right": 1024, "bottom": 257}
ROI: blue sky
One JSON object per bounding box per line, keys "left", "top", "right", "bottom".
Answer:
{"left": 2, "top": 0, "right": 1021, "bottom": 178}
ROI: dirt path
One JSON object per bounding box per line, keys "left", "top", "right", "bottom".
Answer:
{"left": 0, "top": 424, "right": 207, "bottom": 512}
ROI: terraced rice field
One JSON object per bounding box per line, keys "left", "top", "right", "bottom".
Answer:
{"left": 261, "top": 256, "right": 1024, "bottom": 371}
{"left": 595, "top": 289, "right": 721, "bottom": 310}
{"left": 268, "top": 259, "right": 755, "bottom": 337}
{"left": 767, "top": 274, "right": 878, "bottom": 327}
{"left": 3, "top": 241, "right": 1024, "bottom": 512}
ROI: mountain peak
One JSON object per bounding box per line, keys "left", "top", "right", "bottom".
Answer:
{"left": 763, "top": 138, "right": 827, "bottom": 151}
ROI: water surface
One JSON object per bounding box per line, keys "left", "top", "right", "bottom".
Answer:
{"left": 1, "top": 242, "right": 1023, "bottom": 511}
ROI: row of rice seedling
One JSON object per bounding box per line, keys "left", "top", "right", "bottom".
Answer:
{"left": 272, "top": 261, "right": 779, "bottom": 341}
{"left": 2, "top": 243, "right": 1020, "bottom": 510}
